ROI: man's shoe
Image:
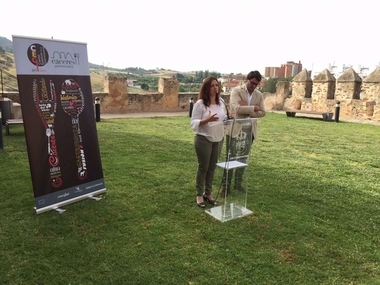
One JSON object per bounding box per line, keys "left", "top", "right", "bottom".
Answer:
{"left": 235, "top": 186, "right": 247, "bottom": 193}
{"left": 220, "top": 189, "right": 230, "bottom": 198}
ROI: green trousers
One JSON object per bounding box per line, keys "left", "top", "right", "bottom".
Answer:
{"left": 194, "top": 134, "right": 221, "bottom": 197}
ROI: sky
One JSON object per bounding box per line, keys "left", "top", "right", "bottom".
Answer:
{"left": 2, "top": 0, "right": 379, "bottom": 76}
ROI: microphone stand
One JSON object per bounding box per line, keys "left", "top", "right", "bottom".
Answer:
{"left": 215, "top": 96, "right": 235, "bottom": 202}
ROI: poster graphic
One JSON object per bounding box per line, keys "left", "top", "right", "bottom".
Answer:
{"left": 60, "top": 79, "right": 87, "bottom": 180}
{"left": 13, "top": 36, "right": 106, "bottom": 214}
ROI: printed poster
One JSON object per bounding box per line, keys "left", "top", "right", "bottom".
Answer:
{"left": 13, "top": 35, "right": 106, "bottom": 214}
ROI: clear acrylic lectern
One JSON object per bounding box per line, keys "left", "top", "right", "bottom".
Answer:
{"left": 205, "top": 118, "right": 256, "bottom": 222}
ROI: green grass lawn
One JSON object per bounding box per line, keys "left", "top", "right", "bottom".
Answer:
{"left": 1, "top": 113, "right": 380, "bottom": 284}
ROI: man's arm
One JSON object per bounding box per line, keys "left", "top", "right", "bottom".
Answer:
{"left": 230, "top": 87, "right": 255, "bottom": 117}
{"left": 249, "top": 91, "right": 266, "bottom": 118}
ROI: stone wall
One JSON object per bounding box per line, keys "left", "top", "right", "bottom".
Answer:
{"left": 1, "top": 92, "right": 20, "bottom": 104}
{"left": 4, "top": 70, "right": 380, "bottom": 123}
{"left": 98, "top": 76, "right": 183, "bottom": 113}
{"left": 94, "top": 76, "right": 231, "bottom": 114}
{"left": 263, "top": 81, "right": 290, "bottom": 111}
{"left": 0, "top": 94, "right": 21, "bottom": 120}
{"left": 286, "top": 67, "right": 380, "bottom": 121}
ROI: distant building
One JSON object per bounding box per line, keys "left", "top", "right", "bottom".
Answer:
{"left": 127, "top": 79, "right": 138, "bottom": 87}
{"left": 325, "top": 63, "right": 371, "bottom": 79}
{"left": 265, "top": 61, "right": 302, "bottom": 78}
{"left": 222, "top": 80, "right": 241, "bottom": 92}
{"left": 265, "top": 67, "right": 278, "bottom": 77}
{"left": 221, "top": 77, "right": 266, "bottom": 92}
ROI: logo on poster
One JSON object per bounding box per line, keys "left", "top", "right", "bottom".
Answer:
{"left": 57, "top": 192, "right": 70, "bottom": 199}
{"left": 27, "top": 43, "right": 49, "bottom": 72}
{"left": 74, "top": 186, "right": 83, "bottom": 193}
{"left": 38, "top": 199, "right": 46, "bottom": 205}
{"left": 51, "top": 51, "right": 81, "bottom": 68}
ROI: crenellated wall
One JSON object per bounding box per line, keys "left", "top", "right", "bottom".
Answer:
{"left": 4, "top": 70, "right": 380, "bottom": 123}
{"left": 95, "top": 76, "right": 230, "bottom": 114}
{"left": 289, "top": 67, "right": 380, "bottom": 121}
{"left": 291, "top": 69, "right": 312, "bottom": 109}
{"left": 93, "top": 76, "right": 198, "bottom": 113}
{"left": 263, "top": 81, "right": 291, "bottom": 111}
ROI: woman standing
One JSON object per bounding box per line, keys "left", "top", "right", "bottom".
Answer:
{"left": 190, "top": 77, "right": 226, "bottom": 208}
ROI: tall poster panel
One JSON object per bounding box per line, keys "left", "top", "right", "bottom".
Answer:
{"left": 13, "top": 35, "right": 106, "bottom": 214}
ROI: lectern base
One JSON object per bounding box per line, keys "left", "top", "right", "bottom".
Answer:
{"left": 205, "top": 203, "right": 253, "bottom": 222}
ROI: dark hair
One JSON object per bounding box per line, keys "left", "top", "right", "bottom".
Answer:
{"left": 246, "top": 71, "right": 262, "bottom": 82}
{"left": 198, "top": 76, "right": 220, "bottom": 107}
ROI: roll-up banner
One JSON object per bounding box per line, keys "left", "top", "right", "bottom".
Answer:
{"left": 13, "top": 35, "right": 106, "bottom": 214}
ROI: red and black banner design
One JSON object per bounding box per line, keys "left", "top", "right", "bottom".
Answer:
{"left": 13, "top": 36, "right": 106, "bottom": 214}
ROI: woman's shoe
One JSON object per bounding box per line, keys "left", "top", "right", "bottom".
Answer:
{"left": 196, "top": 197, "right": 206, "bottom": 208}
{"left": 203, "top": 195, "right": 217, "bottom": 205}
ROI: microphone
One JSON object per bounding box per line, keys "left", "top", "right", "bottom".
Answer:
{"left": 220, "top": 95, "right": 233, "bottom": 121}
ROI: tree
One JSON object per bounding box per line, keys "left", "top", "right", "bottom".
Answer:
{"left": 198, "top": 70, "right": 204, "bottom": 80}
{"left": 176, "top": 73, "right": 184, "bottom": 80}
{"left": 182, "top": 76, "right": 194, "bottom": 83}
{"left": 261, "top": 77, "right": 278, "bottom": 93}
{"left": 141, "top": 83, "right": 149, "bottom": 90}
{"left": 210, "top": 71, "right": 221, "bottom": 78}
{"left": 262, "top": 77, "right": 293, "bottom": 93}
{"left": 194, "top": 70, "right": 221, "bottom": 81}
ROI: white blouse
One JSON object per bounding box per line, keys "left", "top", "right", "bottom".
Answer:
{"left": 190, "top": 99, "right": 226, "bottom": 142}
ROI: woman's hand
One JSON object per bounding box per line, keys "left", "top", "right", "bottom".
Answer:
{"left": 207, "top": 111, "right": 219, "bottom": 122}
{"left": 202, "top": 111, "right": 219, "bottom": 124}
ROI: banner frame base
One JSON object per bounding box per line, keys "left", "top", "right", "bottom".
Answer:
{"left": 53, "top": 207, "right": 66, "bottom": 214}
{"left": 34, "top": 188, "right": 106, "bottom": 215}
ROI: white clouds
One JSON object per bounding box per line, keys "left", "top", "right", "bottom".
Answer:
{"left": 3, "top": 0, "right": 379, "bottom": 74}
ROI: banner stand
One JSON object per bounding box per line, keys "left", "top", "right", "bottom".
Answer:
{"left": 48, "top": 195, "right": 103, "bottom": 214}
{"left": 53, "top": 207, "right": 66, "bottom": 214}
{"left": 34, "top": 188, "right": 106, "bottom": 215}
{"left": 13, "top": 35, "right": 107, "bottom": 214}
{"left": 89, "top": 195, "right": 102, "bottom": 201}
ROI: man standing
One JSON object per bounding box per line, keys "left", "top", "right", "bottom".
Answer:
{"left": 222, "top": 71, "right": 266, "bottom": 194}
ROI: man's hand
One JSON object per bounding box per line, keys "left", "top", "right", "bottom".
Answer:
{"left": 238, "top": 100, "right": 247, "bottom": 106}
{"left": 238, "top": 100, "right": 260, "bottom": 112}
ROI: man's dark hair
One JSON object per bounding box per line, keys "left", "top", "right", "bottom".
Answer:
{"left": 246, "top": 71, "right": 262, "bottom": 82}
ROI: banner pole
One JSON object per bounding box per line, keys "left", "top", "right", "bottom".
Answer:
{"left": 0, "top": 108, "right": 3, "bottom": 150}
{"left": 1, "top": 68, "right": 4, "bottom": 98}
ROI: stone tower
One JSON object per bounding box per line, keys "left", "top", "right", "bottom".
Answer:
{"left": 291, "top": 69, "right": 312, "bottom": 110}
{"left": 158, "top": 77, "right": 179, "bottom": 110}
{"left": 312, "top": 69, "right": 336, "bottom": 112}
